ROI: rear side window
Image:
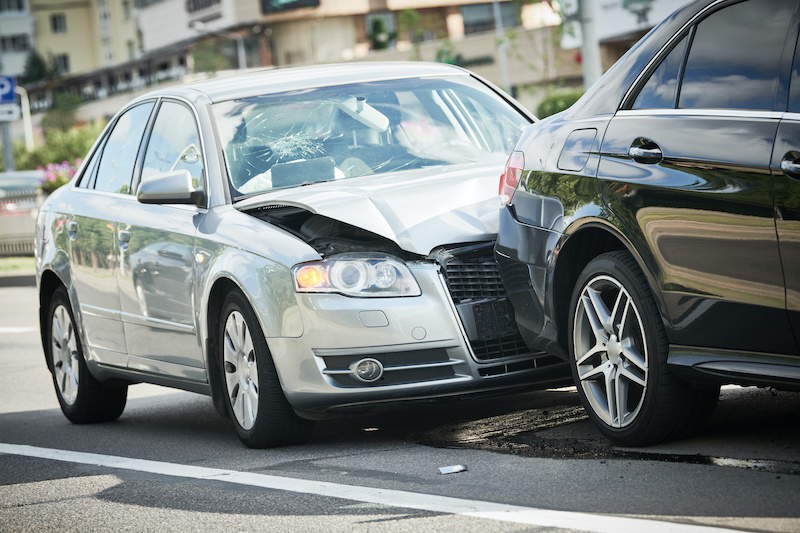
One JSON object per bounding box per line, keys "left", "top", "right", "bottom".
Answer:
{"left": 632, "top": 35, "right": 688, "bottom": 109}
{"left": 679, "top": 0, "right": 794, "bottom": 110}
{"left": 93, "top": 101, "right": 155, "bottom": 194}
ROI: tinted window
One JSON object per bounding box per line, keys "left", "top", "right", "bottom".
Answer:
{"left": 141, "top": 101, "right": 204, "bottom": 190}
{"left": 632, "top": 35, "right": 688, "bottom": 109}
{"left": 679, "top": 0, "right": 794, "bottom": 110}
{"left": 94, "top": 102, "right": 154, "bottom": 194}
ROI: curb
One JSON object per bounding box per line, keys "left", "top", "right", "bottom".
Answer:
{"left": 0, "top": 273, "right": 36, "bottom": 288}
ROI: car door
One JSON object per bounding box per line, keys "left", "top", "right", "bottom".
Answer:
{"left": 597, "top": 0, "right": 799, "bottom": 355}
{"left": 68, "top": 101, "right": 155, "bottom": 367}
{"left": 116, "top": 99, "right": 205, "bottom": 379}
{"left": 772, "top": 28, "right": 800, "bottom": 350}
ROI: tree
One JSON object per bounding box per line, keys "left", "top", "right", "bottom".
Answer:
{"left": 19, "top": 51, "right": 57, "bottom": 85}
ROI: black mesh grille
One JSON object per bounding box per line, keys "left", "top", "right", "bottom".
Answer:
{"left": 438, "top": 246, "right": 534, "bottom": 361}
{"left": 470, "top": 334, "right": 530, "bottom": 361}
{"left": 444, "top": 260, "right": 506, "bottom": 303}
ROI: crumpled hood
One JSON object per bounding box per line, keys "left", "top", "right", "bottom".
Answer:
{"left": 236, "top": 161, "right": 504, "bottom": 256}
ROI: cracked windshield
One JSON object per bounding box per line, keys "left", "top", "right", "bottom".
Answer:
{"left": 212, "top": 76, "right": 528, "bottom": 199}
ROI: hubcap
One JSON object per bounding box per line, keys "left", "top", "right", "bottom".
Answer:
{"left": 51, "top": 304, "right": 79, "bottom": 405}
{"left": 573, "top": 275, "right": 648, "bottom": 428}
{"left": 223, "top": 310, "right": 259, "bottom": 430}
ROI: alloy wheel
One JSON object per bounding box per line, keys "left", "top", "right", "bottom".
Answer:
{"left": 51, "top": 303, "right": 79, "bottom": 405}
{"left": 572, "top": 274, "right": 648, "bottom": 428}
{"left": 223, "top": 310, "right": 259, "bottom": 430}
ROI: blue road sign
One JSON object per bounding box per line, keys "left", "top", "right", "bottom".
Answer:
{"left": 0, "top": 76, "right": 16, "bottom": 104}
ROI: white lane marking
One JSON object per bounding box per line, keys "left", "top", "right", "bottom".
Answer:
{"left": 0, "top": 443, "right": 738, "bottom": 533}
{"left": 0, "top": 327, "right": 37, "bottom": 334}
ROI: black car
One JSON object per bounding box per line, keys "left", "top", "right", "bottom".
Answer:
{"left": 495, "top": 0, "right": 800, "bottom": 446}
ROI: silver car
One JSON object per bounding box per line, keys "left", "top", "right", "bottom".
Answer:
{"left": 36, "top": 62, "right": 571, "bottom": 448}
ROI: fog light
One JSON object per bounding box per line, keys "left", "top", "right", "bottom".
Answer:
{"left": 350, "top": 358, "right": 384, "bottom": 383}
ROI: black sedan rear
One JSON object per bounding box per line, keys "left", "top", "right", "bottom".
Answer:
{"left": 495, "top": 0, "right": 800, "bottom": 446}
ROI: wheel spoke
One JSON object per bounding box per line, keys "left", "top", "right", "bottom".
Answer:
{"left": 581, "top": 291, "right": 609, "bottom": 342}
{"left": 620, "top": 338, "right": 647, "bottom": 372}
{"left": 575, "top": 343, "right": 606, "bottom": 367}
{"left": 618, "top": 364, "right": 647, "bottom": 387}
{"left": 604, "top": 365, "right": 618, "bottom": 426}
{"left": 578, "top": 361, "right": 608, "bottom": 382}
{"left": 586, "top": 287, "right": 612, "bottom": 328}
{"left": 609, "top": 290, "right": 625, "bottom": 334}
{"left": 614, "top": 373, "right": 629, "bottom": 427}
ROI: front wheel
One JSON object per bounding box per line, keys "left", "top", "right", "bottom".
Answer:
{"left": 220, "top": 291, "right": 314, "bottom": 448}
{"left": 46, "top": 287, "right": 127, "bottom": 423}
{"left": 568, "top": 251, "right": 718, "bottom": 446}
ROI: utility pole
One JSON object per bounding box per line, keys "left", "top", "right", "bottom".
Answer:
{"left": 578, "top": 0, "right": 603, "bottom": 88}
{"left": 492, "top": 0, "right": 512, "bottom": 95}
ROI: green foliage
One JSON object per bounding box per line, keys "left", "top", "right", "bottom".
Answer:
{"left": 193, "top": 41, "right": 234, "bottom": 74}
{"left": 1, "top": 122, "right": 105, "bottom": 173}
{"left": 369, "top": 17, "right": 395, "bottom": 50}
{"left": 398, "top": 9, "right": 421, "bottom": 42}
{"left": 536, "top": 90, "right": 584, "bottom": 118}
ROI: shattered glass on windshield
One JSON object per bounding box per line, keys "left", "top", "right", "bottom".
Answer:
{"left": 211, "top": 76, "right": 528, "bottom": 199}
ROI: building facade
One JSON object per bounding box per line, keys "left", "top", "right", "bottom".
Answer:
{"left": 0, "top": 0, "right": 35, "bottom": 76}
{"left": 18, "top": 0, "right": 575, "bottom": 122}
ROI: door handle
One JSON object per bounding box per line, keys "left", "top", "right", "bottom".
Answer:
{"left": 629, "top": 138, "right": 663, "bottom": 164}
{"left": 781, "top": 152, "right": 800, "bottom": 179}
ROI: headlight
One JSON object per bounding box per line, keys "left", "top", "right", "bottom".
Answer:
{"left": 292, "top": 254, "right": 421, "bottom": 297}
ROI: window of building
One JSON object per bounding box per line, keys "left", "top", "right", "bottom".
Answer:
{"left": 55, "top": 54, "right": 70, "bottom": 74}
{"left": 679, "top": 0, "right": 793, "bottom": 110}
{"left": 51, "top": 13, "right": 67, "bottom": 34}
{"left": 0, "top": 0, "right": 25, "bottom": 13}
{"left": 461, "top": 2, "right": 519, "bottom": 35}
{"left": 0, "top": 34, "right": 30, "bottom": 53}
{"left": 123, "top": 0, "right": 131, "bottom": 19}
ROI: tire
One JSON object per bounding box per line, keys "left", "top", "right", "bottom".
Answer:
{"left": 567, "top": 251, "right": 718, "bottom": 446}
{"left": 45, "top": 287, "right": 127, "bottom": 424}
{"left": 219, "top": 291, "right": 314, "bottom": 448}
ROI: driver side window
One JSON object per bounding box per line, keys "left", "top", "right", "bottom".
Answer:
{"left": 140, "top": 101, "right": 204, "bottom": 191}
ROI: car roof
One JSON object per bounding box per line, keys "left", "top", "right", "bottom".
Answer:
{"left": 140, "top": 62, "right": 473, "bottom": 105}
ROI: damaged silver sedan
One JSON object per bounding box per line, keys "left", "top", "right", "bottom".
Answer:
{"left": 36, "top": 62, "right": 571, "bottom": 447}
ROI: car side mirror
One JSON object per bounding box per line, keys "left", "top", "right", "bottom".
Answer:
{"left": 137, "top": 169, "right": 205, "bottom": 207}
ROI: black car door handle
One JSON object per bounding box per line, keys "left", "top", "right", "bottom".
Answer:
{"left": 780, "top": 153, "right": 800, "bottom": 179}
{"left": 629, "top": 139, "right": 663, "bottom": 164}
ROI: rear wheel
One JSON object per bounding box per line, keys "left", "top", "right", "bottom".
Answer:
{"left": 46, "top": 287, "right": 127, "bottom": 423}
{"left": 220, "top": 291, "right": 314, "bottom": 448}
{"left": 568, "top": 251, "right": 718, "bottom": 446}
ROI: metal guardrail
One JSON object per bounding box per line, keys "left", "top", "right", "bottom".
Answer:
{"left": 0, "top": 187, "right": 38, "bottom": 257}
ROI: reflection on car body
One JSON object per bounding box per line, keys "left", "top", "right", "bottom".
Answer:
{"left": 36, "top": 62, "right": 572, "bottom": 448}
{"left": 495, "top": 0, "right": 800, "bottom": 447}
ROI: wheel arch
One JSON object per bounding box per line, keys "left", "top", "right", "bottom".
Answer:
{"left": 204, "top": 276, "right": 241, "bottom": 418}
{"left": 552, "top": 219, "right": 674, "bottom": 355}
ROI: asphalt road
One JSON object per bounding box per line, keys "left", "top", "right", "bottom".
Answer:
{"left": 1, "top": 283, "right": 799, "bottom": 533}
